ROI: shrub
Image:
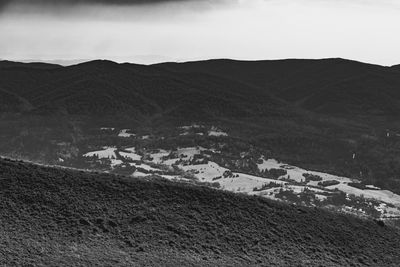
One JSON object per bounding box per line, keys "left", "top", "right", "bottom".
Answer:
{"left": 327, "top": 191, "right": 347, "bottom": 206}
{"left": 268, "top": 168, "right": 287, "bottom": 179}
{"left": 253, "top": 182, "right": 282, "bottom": 191}
{"left": 223, "top": 170, "right": 233, "bottom": 178}
{"left": 348, "top": 183, "right": 366, "bottom": 190}
{"left": 302, "top": 173, "right": 323, "bottom": 182}
{"left": 318, "top": 180, "right": 340, "bottom": 187}
{"left": 275, "top": 189, "right": 298, "bottom": 202}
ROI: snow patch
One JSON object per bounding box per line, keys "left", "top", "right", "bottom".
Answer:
{"left": 221, "top": 173, "right": 286, "bottom": 192}
{"left": 83, "top": 147, "right": 123, "bottom": 167}
{"left": 148, "top": 149, "right": 170, "bottom": 164}
{"left": 131, "top": 163, "right": 160, "bottom": 172}
{"left": 208, "top": 126, "right": 228, "bottom": 137}
{"left": 176, "top": 147, "right": 207, "bottom": 160}
{"left": 118, "top": 129, "right": 136, "bottom": 138}
{"left": 83, "top": 147, "right": 117, "bottom": 159}
{"left": 180, "top": 124, "right": 202, "bottom": 130}
{"left": 119, "top": 147, "right": 141, "bottom": 161}
{"left": 257, "top": 158, "right": 353, "bottom": 184}
{"left": 180, "top": 161, "right": 230, "bottom": 181}
{"left": 132, "top": 171, "right": 148, "bottom": 177}
{"left": 327, "top": 183, "right": 400, "bottom": 207}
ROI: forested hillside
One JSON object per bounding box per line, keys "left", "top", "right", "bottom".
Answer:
{"left": 1, "top": 158, "right": 399, "bottom": 266}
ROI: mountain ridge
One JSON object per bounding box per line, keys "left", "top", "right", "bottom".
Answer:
{"left": 2, "top": 57, "right": 399, "bottom": 116}
{"left": 0, "top": 58, "right": 284, "bottom": 118}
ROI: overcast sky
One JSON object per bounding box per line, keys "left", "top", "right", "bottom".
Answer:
{"left": 0, "top": 0, "right": 399, "bottom": 65}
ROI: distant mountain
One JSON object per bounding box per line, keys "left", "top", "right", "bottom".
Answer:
{"left": 157, "top": 58, "right": 400, "bottom": 115}
{"left": 3, "top": 58, "right": 400, "bottom": 117}
{"left": 1, "top": 158, "right": 399, "bottom": 266}
{"left": 0, "top": 59, "right": 283, "bottom": 119}
{"left": 20, "top": 58, "right": 91, "bottom": 66}
{"left": 0, "top": 60, "right": 62, "bottom": 70}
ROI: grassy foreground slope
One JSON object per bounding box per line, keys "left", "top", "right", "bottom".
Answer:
{"left": 0, "top": 158, "right": 399, "bottom": 266}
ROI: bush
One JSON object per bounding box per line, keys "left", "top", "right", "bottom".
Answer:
{"left": 348, "top": 183, "right": 366, "bottom": 190}
{"left": 302, "top": 173, "right": 323, "bottom": 182}
{"left": 212, "top": 176, "right": 222, "bottom": 181}
{"left": 327, "top": 191, "right": 347, "bottom": 206}
{"left": 318, "top": 180, "right": 340, "bottom": 187}
{"left": 253, "top": 182, "right": 282, "bottom": 191}
{"left": 275, "top": 189, "right": 298, "bottom": 202}
{"left": 223, "top": 170, "right": 233, "bottom": 178}
{"left": 268, "top": 168, "right": 287, "bottom": 179}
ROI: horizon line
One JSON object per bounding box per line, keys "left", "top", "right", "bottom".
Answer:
{"left": 1, "top": 57, "right": 398, "bottom": 68}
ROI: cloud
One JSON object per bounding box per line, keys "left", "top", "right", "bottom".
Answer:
{"left": 1, "top": 0, "right": 400, "bottom": 65}
{"left": 0, "top": 0, "right": 195, "bottom": 5}
{"left": 0, "top": 0, "right": 212, "bottom": 13}
{"left": 0, "top": 0, "right": 234, "bottom": 18}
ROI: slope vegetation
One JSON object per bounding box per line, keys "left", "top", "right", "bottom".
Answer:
{"left": 0, "top": 158, "right": 399, "bottom": 266}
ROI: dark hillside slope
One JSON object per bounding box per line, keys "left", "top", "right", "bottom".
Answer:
{"left": 391, "top": 64, "right": 400, "bottom": 72}
{"left": 1, "top": 158, "right": 399, "bottom": 266}
{"left": 300, "top": 73, "right": 400, "bottom": 114}
{"left": 157, "top": 59, "right": 400, "bottom": 115}
{"left": 0, "top": 89, "right": 31, "bottom": 112}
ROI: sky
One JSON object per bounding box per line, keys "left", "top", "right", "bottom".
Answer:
{"left": 0, "top": 0, "right": 400, "bottom": 65}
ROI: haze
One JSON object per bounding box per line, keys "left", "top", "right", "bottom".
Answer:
{"left": 0, "top": 0, "right": 400, "bottom": 65}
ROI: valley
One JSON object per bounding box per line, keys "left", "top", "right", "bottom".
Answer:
{"left": 2, "top": 58, "right": 400, "bottom": 224}
{"left": 56, "top": 124, "right": 400, "bottom": 220}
